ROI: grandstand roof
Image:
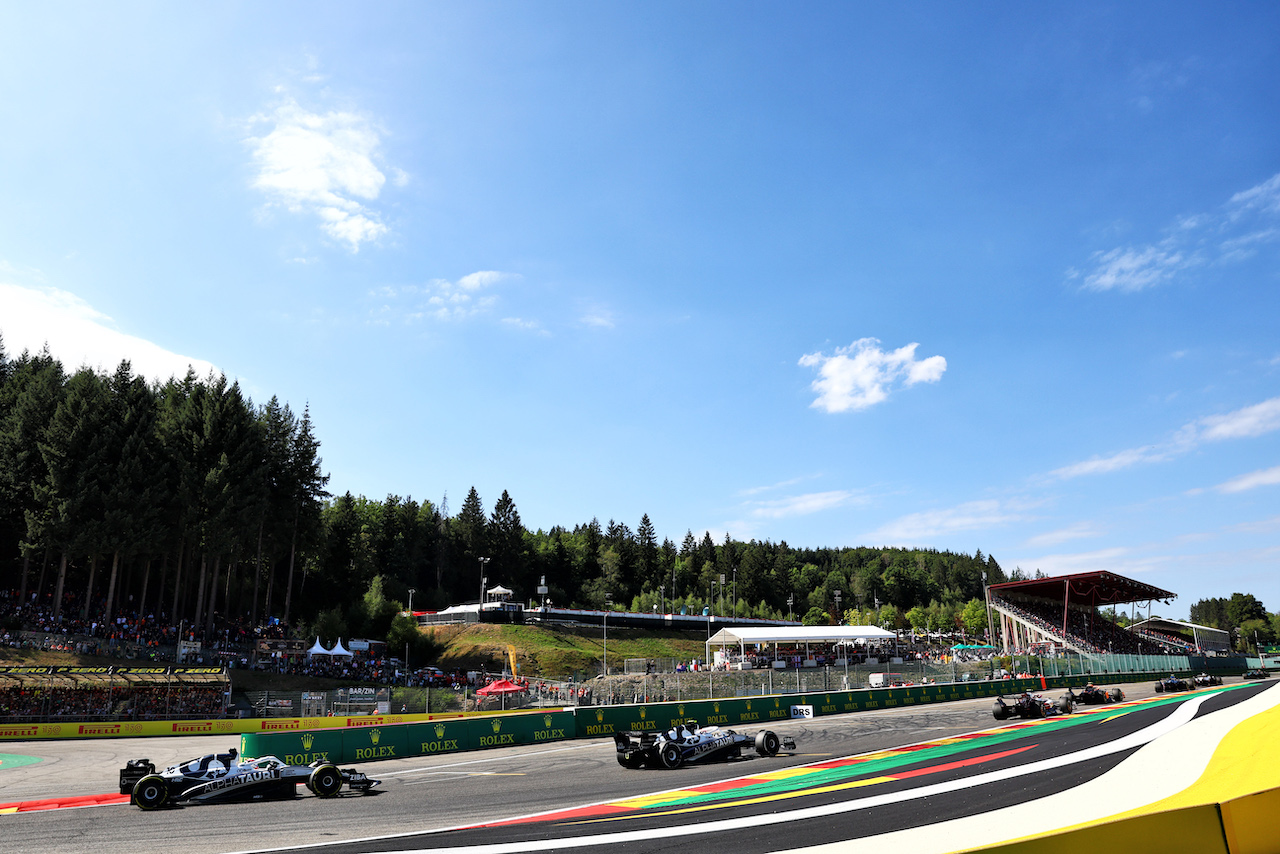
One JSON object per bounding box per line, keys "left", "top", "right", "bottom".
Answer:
{"left": 989, "top": 571, "right": 1174, "bottom": 607}
{"left": 1130, "top": 617, "right": 1230, "bottom": 641}
{"left": 707, "top": 626, "right": 895, "bottom": 647}
{"left": 0, "top": 666, "right": 228, "bottom": 687}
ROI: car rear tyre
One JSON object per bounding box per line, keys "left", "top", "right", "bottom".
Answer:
{"left": 616, "top": 753, "right": 643, "bottom": 769}
{"left": 659, "top": 743, "right": 683, "bottom": 769}
{"left": 133, "top": 775, "right": 169, "bottom": 810}
{"left": 1154, "top": 682, "right": 1165, "bottom": 693}
{"left": 755, "top": 730, "right": 781, "bottom": 757}
{"left": 1109, "top": 689, "right": 1124, "bottom": 702}
{"left": 1056, "top": 697, "right": 1073, "bottom": 715}
{"left": 992, "top": 701, "right": 1009, "bottom": 720}
{"left": 309, "top": 764, "right": 343, "bottom": 798}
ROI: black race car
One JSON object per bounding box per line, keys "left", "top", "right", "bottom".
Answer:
{"left": 1067, "top": 684, "right": 1125, "bottom": 705}
{"left": 614, "top": 721, "right": 795, "bottom": 769}
{"left": 992, "top": 692, "right": 1073, "bottom": 721}
{"left": 1153, "top": 675, "right": 1192, "bottom": 693}
{"left": 1192, "top": 673, "right": 1223, "bottom": 687}
{"left": 119, "top": 748, "right": 379, "bottom": 810}
{"left": 1243, "top": 669, "right": 1271, "bottom": 680}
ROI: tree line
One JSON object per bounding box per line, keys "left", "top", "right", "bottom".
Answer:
{"left": 0, "top": 336, "right": 1007, "bottom": 647}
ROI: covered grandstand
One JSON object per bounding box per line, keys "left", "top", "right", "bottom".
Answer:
{"left": 987, "top": 572, "right": 1188, "bottom": 656}
{"left": 1129, "top": 617, "right": 1231, "bottom": 654}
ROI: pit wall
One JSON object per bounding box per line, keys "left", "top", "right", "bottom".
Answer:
{"left": 235, "top": 671, "right": 1146, "bottom": 765}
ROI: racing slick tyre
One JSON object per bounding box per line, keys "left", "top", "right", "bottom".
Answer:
{"left": 616, "top": 753, "right": 643, "bottom": 769}
{"left": 755, "top": 730, "right": 781, "bottom": 757}
{"left": 309, "top": 764, "right": 343, "bottom": 798}
{"left": 1109, "top": 689, "right": 1124, "bottom": 702}
{"left": 659, "top": 743, "right": 684, "bottom": 769}
{"left": 1056, "top": 696, "right": 1073, "bottom": 715}
{"left": 992, "top": 701, "right": 1009, "bottom": 721}
{"left": 1154, "top": 681, "right": 1165, "bottom": 693}
{"left": 132, "top": 775, "right": 169, "bottom": 811}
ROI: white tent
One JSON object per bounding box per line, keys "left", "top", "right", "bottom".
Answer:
{"left": 306, "top": 637, "right": 331, "bottom": 658}
{"left": 706, "top": 625, "right": 896, "bottom": 665}
{"left": 329, "top": 637, "right": 354, "bottom": 657}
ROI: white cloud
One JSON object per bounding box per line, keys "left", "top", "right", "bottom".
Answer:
{"left": 0, "top": 282, "right": 218, "bottom": 382}
{"left": 1194, "top": 397, "right": 1280, "bottom": 441}
{"left": 799, "top": 338, "right": 946, "bottom": 413}
{"left": 501, "top": 317, "right": 549, "bottom": 335}
{"left": 580, "top": 309, "right": 616, "bottom": 329}
{"left": 746, "top": 490, "right": 858, "bottom": 520}
{"left": 368, "top": 271, "right": 519, "bottom": 323}
{"left": 1081, "top": 244, "right": 1188, "bottom": 292}
{"left": 247, "top": 99, "right": 393, "bottom": 252}
{"left": 1020, "top": 547, "right": 1168, "bottom": 579}
{"left": 1024, "top": 522, "right": 1103, "bottom": 548}
{"left": 865, "top": 499, "right": 1027, "bottom": 544}
{"left": 1052, "top": 396, "right": 1280, "bottom": 480}
{"left": 1049, "top": 446, "right": 1168, "bottom": 479}
{"left": 1214, "top": 465, "right": 1280, "bottom": 494}
{"left": 1077, "top": 171, "right": 1280, "bottom": 293}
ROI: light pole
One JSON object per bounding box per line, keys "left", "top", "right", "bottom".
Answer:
{"left": 660, "top": 584, "right": 665, "bottom": 617}
{"left": 833, "top": 589, "right": 842, "bottom": 623}
{"left": 732, "top": 566, "right": 737, "bottom": 618}
{"left": 603, "top": 593, "right": 612, "bottom": 678}
{"left": 408, "top": 587, "right": 416, "bottom": 614}
{"left": 478, "top": 557, "right": 490, "bottom": 607}
{"left": 787, "top": 595, "right": 793, "bottom": 622}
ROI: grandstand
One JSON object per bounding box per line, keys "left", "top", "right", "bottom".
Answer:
{"left": 0, "top": 665, "right": 229, "bottom": 722}
{"left": 987, "top": 572, "right": 1189, "bottom": 656}
{"left": 1129, "top": 617, "right": 1231, "bottom": 654}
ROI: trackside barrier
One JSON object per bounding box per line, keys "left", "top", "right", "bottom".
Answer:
{"left": 239, "top": 709, "right": 577, "bottom": 764}
{"left": 0, "top": 671, "right": 1162, "bottom": 745}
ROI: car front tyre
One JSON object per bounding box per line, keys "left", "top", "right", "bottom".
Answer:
{"left": 309, "top": 765, "right": 343, "bottom": 798}
{"left": 133, "top": 775, "right": 169, "bottom": 811}
{"left": 755, "top": 730, "right": 781, "bottom": 757}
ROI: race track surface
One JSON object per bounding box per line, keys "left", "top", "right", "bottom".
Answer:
{"left": 1, "top": 678, "right": 1275, "bottom": 854}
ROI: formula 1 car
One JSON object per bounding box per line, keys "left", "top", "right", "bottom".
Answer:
{"left": 118, "top": 747, "right": 379, "bottom": 810}
{"left": 991, "top": 692, "right": 1073, "bottom": 721}
{"left": 1066, "top": 684, "right": 1125, "bottom": 705}
{"left": 1242, "top": 669, "right": 1271, "bottom": 680}
{"left": 1153, "top": 675, "right": 1192, "bottom": 693}
{"left": 1192, "top": 673, "right": 1223, "bottom": 687}
{"left": 614, "top": 721, "right": 795, "bottom": 769}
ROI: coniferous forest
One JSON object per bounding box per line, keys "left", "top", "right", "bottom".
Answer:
{"left": 0, "top": 338, "right": 1008, "bottom": 647}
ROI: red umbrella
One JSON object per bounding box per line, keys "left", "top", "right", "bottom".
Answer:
{"left": 476, "top": 678, "right": 526, "bottom": 696}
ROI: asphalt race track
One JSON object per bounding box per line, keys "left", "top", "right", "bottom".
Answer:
{"left": 1, "top": 678, "right": 1276, "bottom": 854}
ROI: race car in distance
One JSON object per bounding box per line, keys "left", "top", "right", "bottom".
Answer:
{"left": 1153, "top": 675, "right": 1192, "bottom": 693}
{"left": 1066, "top": 684, "right": 1125, "bottom": 705}
{"left": 1243, "top": 669, "right": 1271, "bottom": 680}
{"left": 119, "top": 747, "right": 379, "bottom": 810}
{"left": 991, "top": 692, "right": 1073, "bottom": 721}
{"left": 1192, "top": 673, "right": 1223, "bottom": 687}
{"left": 614, "top": 721, "right": 795, "bottom": 769}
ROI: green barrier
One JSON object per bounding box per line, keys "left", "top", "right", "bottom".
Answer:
{"left": 407, "top": 718, "right": 474, "bottom": 756}
{"left": 471, "top": 710, "right": 574, "bottom": 748}
{"left": 344, "top": 721, "right": 409, "bottom": 761}
{"left": 241, "top": 727, "right": 345, "bottom": 766}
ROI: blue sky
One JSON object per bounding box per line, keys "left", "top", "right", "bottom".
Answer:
{"left": 2, "top": 3, "right": 1278, "bottom": 619}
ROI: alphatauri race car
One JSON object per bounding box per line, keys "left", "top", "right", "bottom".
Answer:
{"left": 991, "top": 692, "right": 1073, "bottom": 721}
{"left": 119, "top": 748, "right": 379, "bottom": 809}
{"left": 614, "top": 721, "right": 795, "bottom": 769}
{"left": 1067, "top": 684, "right": 1125, "bottom": 705}
{"left": 1153, "top": 675, "right": 1192, "bottom": 693}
